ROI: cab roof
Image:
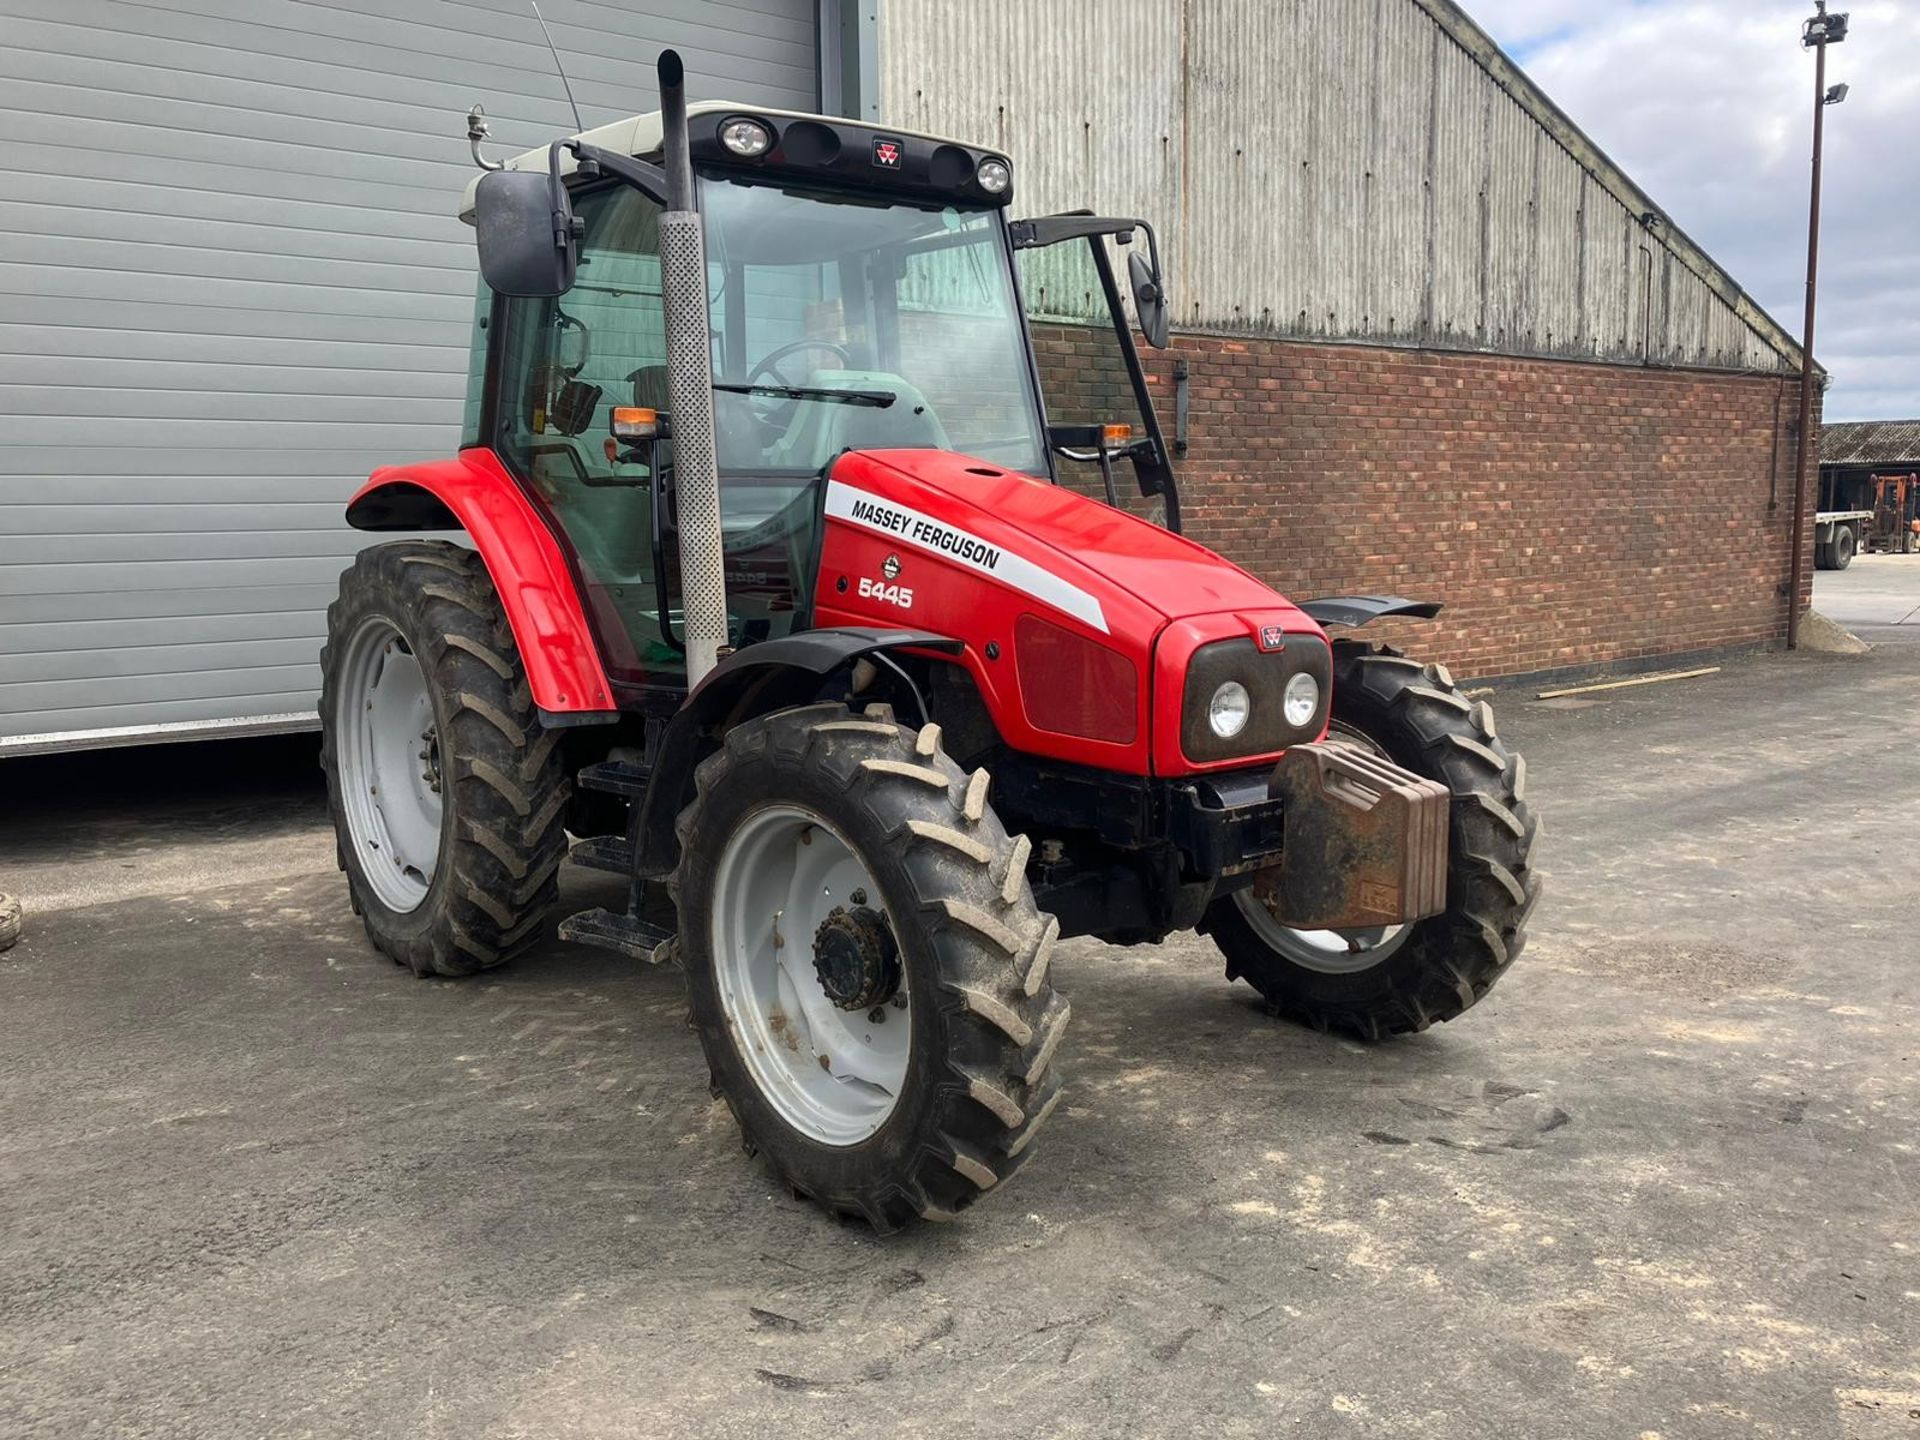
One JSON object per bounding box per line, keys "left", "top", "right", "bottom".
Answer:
{"left": 458, "top": 101, "right": 994, "bottom": 222}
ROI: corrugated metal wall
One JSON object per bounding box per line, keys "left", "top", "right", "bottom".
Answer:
{"left": 878, "top": 0, "right": 1797, "bottom": 374}
{"left": 0, "top": 0, "right": 818, "bottom": 749}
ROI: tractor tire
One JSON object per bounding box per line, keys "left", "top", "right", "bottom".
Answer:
{"left": 1831, "top": 524, "right": 1857, "bottom": 570}
{"left": 1205, "top": 643, "right": 1540, "bottom": 1039}
{"left": 672, "top": 702, "right": 1067, "bottom": 1232}
{"left": 1815, "top": 538, "right": 1834, "bottom": 571}
{"left": 320, "top": 541, "right": 569, "bottom": 977}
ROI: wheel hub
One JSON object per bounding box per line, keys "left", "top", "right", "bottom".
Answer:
{"left": 335, "top": 617, "right": 444, "bottom": 914}
{"left": 709, "top": 805, "right": 911, "bottom": 1146}
{"left": 812, "top": 906, "right": 901, "bottom": 1011}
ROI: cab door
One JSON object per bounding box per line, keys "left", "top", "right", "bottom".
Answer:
{"left": 1012, "top": 215, "right": 1181, "bottom": 531}
{"left": 486, "top": 183, "right": 683, "bottom": 686}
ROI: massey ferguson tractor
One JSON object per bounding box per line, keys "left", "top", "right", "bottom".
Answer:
{"left": 320, "top": 54, "right": 1539, "bottom": 1231}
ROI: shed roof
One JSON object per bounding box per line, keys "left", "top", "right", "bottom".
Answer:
{"left": 1822, "top": 420, "right": 1920, "bottom": 466}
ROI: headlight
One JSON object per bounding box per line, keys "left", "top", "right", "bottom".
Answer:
{"left": 976, "top": 157, "right": 1011, "bottom": 193}
{"left": 1208, "top": 681, "right": 1251, "bottom": 738}
{"left": 1283, "top": 672, "right": 1320, "bottom": 728}
{"left": 720, "top": 117, "right": 773, "bottom": 157}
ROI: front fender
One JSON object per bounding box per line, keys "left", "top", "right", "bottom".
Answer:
{"left": 632, "top": 628, "right": 963, "bottom": 878}
{"left": 346, "top": 450, "right": 616, "bottom": 717}
{"left": 1295, "top": 595, "right": 1443, "bottom": 629}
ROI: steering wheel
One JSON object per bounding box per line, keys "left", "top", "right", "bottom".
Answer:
{"left": 745, "top": 339, "right": 853, "bottom": 430}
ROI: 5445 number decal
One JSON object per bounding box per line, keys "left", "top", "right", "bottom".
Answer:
{"left": 858, "top": 577, "right": 914, "bottom": 610}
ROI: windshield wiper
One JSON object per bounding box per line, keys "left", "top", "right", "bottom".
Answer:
{"left": 714, "top": 382, "right": 896, "bottom": 408}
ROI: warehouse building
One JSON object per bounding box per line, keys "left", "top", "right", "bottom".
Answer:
{"left": 0, "top": 0, "right": 1808, "bottom": 752}
{"left": 1819, "top": 420, "right": 1920, "bottom": 558}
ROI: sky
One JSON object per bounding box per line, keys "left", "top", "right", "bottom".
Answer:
{"left": 1468, "top": 0, "right": 1920, "bottom": 421}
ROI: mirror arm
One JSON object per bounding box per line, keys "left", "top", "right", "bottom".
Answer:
{"left": 564, "top": 141, "right": 670, "bottom": 207}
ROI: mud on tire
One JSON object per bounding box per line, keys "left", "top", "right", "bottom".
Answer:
{"left": 1206, "top": 642, "right": 1540, "bottom": 1038}
{"left": 320, "top": 541, "right": 570, "bottom": 977}
{"left": 672, "top": 702, "right": 1068, "bottom": 1232}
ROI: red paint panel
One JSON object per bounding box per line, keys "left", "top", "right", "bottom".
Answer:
{"left": 346, "top": 450, "right": 615, "bottom": 715}
{"left": 1013, "top": 614, "right": 1138, "bottom": 744}
{"left": 849, "top": 448, "right": 1312, "bottom": 625}
{"left": 815, "top": 455, "right": 1157, "bottom": 772}
{"left": 815, "top": 450, "right": 1327, "bottom": 777}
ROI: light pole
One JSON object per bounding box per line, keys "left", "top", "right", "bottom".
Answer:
{"left": 1787, "top": 2, "right": 1848, "bottom": 649}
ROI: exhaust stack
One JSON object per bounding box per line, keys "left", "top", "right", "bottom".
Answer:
{"left": 654, "top": 50, "right": 729, "bottom": 684}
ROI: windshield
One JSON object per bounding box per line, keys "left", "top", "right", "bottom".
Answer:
{"left": 699, "top": 172, "right": 1050, "bottom": 477}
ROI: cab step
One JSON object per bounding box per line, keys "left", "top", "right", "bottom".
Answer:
{"left": 569, "top": 834, "right": 634, "bottom": 875}
{"left": 576, "top": 759, "right": 652, "bottom": 798}
{"left": 557, "top": 906, "right": 676, "bottom": 963}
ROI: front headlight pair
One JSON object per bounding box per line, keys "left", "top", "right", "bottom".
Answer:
{"left": 1206, "top": 673, "right": 1319, "bottom": 739}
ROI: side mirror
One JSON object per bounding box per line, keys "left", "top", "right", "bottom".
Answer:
{"left": 475, "top": 167, "right": 576, "bottom": 298}
{"left": 1128, "top": 250, "right": 1169, "bottom": 349}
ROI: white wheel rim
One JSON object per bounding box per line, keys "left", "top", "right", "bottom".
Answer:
{"left": 709, "top": 804, "right": 910, "bottom": 1146}
{"left": 1235, "top": 723, "right": 1416, "bottom": 974}
{"left": 336, "top": 616, "right": 443, "bottom": 913}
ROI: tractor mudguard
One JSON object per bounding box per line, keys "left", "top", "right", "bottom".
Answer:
{"left": 631, "top": 627, "right": 964, "bottom": 878}
{"left": 344, "top": 451, "right": 618, "bottom": 719}
{"left": 1295, "top": 595, "right": 1443, "bottom": 629}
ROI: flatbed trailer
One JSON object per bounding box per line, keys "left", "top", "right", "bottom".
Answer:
{"left": 1815, "top": 471, "right": 1920, "bottom": 569}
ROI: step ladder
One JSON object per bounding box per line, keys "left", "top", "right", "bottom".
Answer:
{"left": 556, "top": 757, "right": 677, "bottom": 964}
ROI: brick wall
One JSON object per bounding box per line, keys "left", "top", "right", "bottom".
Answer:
{"left": 1035, "top": 326, "right": 1813, "bottom": 679}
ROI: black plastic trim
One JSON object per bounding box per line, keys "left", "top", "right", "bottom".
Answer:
{"left": 537, "top": 707, "right": 621, "bottom": 728}
{"left": 1298, "top": 595, "right": 1444, "bottom": 628}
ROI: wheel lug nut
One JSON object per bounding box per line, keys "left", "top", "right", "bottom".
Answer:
{"left": 868, "top": 1007, "right": 886, "bottom": 1024}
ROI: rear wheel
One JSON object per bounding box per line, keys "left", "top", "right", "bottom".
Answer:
{"left": 673, "top": 702, "right": 1067, "bottom": 1231}
{"left": 1206, "top": 644, "right": 1540, "bottom": 1038}
{"left": 320, "top": 541, "right": 570, "bottom": 976}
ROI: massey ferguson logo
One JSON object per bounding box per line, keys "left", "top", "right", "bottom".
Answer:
{"left": 1259, "top": 625, "right": 1287, "bottom": 651}
{"left": 881, "top": 553, "right": 901, "bottom": 580}
{"left": 872, "top": 137, "right": 902, "bottom": 169}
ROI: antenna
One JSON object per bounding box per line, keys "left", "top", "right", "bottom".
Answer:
{"left": 530, "top": 1, "right": 585, "bottom": 133}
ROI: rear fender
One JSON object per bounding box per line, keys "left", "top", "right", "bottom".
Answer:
{"left": 632, "top": 628, "right": 963, "bottom": 879}
{"left": 345, "top": 450, "right": 617, "bottom": 718}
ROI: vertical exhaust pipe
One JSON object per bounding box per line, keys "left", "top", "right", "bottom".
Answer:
{"left": 654, "top": 50, "right": 729, "bottom": 684}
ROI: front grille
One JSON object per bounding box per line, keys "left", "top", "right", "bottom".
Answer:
{"left": 1179, "top": 634, "right": 1332, "bottom": 764}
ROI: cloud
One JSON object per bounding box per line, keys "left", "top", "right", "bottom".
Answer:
{"left": 1472, "top": 0, "right": 1920, "bottom": 419}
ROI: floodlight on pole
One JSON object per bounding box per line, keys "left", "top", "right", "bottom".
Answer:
{"left": 1786, "top": 2, "right": 1849, "bottom": 650}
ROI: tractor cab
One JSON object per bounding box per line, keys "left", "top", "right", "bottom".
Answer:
{"left": 458, "top": 102, "right": 1175, "bottom": 689}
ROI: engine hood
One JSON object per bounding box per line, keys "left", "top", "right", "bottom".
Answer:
{"left": 841, "top": 449, "right": 1316, "bottom": 631}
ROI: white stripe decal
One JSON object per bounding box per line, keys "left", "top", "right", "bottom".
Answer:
{"left": 825, "top": 481, "right": 1109, "bottom": 634}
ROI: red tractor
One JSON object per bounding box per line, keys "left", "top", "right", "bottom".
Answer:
{"left": 320, "top": 54, "right": 1539, "bottom": 1230}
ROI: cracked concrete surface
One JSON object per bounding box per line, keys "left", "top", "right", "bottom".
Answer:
{"left": 1, "top": 597, "right": 1916, "bottom": 1437}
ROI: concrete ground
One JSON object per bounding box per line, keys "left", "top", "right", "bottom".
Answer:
{"left": 3, "top": 613, "right": 1917, "bottom": 1437}
{"left": 1815, "top": 552, "right": 1920, "bottom": 646}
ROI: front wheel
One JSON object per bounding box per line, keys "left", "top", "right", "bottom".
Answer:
{"left": 1206, "top": 643, "right": 1540, "bottom": 1038}
{"left": 672, "top": 703, "right": 1068, "bottom": 1231}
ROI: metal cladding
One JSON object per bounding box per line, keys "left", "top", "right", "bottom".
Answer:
{"left": 879, "top": 0, "right": 1800, "bottom": 374}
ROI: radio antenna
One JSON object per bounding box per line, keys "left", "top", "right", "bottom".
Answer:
{"left": 530, "top": 2, "right": 585, "bottom": 133}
